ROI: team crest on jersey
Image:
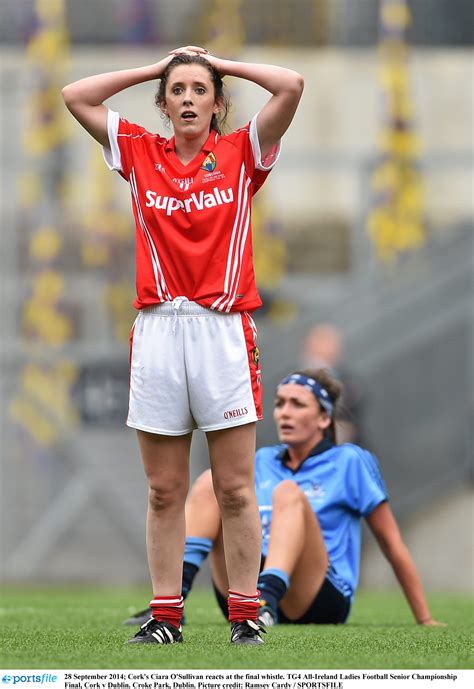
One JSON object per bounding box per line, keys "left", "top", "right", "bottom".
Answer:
{"left": 251, "top": 346, "right": 260, "bottom": 367}
{"left": 200, "top": 152, "right": 217, "bottom": 172}
{"left": 304, "top": 483, "right": 325, "bottom": 500}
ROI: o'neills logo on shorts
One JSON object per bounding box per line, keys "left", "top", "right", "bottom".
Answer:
{"left": 224, "top": 406, "right": 248, "bottom": 420}
{"left": 145, "top": 187, "right": 234, "bottom": 215}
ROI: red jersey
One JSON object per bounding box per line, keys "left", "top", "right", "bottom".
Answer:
{"left": 103, "top": 110, "right": 280, "bottom": 312}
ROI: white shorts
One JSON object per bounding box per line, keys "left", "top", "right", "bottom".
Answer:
{"left": 127, "top": 299, "right": 262, "bottom": 435}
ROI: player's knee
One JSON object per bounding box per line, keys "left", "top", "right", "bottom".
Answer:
{"left": 148, "top": 481, "right": 186, "bottom": 513}
{"left": 214, "top": 480, "right": 251, "bottom": 518}
{"left": 272, "top": 480, "right": 305, "bottom": 511}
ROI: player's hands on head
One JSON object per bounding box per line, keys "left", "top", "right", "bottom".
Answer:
{"left": 169, "top": 46, "right": 210, "bottom": 57}
{"left": 168, "top": 46, "right": 225, "bottom": 75}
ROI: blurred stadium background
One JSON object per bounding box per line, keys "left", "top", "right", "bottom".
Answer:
{"left": 0, "top": 0, "right": 472, "bottom": 594}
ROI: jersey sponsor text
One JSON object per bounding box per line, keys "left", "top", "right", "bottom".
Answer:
{"left": 145, "top": 187, "right": 234, "bottom": 216}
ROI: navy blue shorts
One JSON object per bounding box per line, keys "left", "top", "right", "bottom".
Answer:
{"left": 212, "top": 574, "right": 351, "bottom": 625}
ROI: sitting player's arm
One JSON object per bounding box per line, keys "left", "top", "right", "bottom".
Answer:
{"left": 366, "top": 501, "right": 446, "bottom": 626}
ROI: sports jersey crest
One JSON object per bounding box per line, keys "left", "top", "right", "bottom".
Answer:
{"left": 304, "top": 483, "right": 325, "bottom": 499}
{"left": 251, "top": 346, "right": 260, "bottom": 367}
{"left": 200, "top": 152, "right": 217, "bottom": 172}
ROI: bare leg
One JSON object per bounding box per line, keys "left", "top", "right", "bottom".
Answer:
{"left": 207, "top": 422, "right": 261, "bottom": 595}
{"left": 137, "top": 430, "right": 192, "bottom": 595}
{"left": 185, "top": 468, "right": 228, "bottom": 601}
{"left": 185, "top": 469, "right": 222, "bottom": 540}
{"left": 264, "top": 480, "right": 328, "bottom": 620}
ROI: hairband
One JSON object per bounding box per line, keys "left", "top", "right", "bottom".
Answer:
{"left": 278, "top": 373, "right": 334, "bottom": 417}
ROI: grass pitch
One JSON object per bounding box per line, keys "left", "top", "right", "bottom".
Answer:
{"left": 0, "top": 587, "right": 472, "bottom": 669}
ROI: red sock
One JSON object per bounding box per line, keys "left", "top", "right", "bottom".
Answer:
{"left": 150, "top": 594, "right": 184, "bottom": 628}
{"left": 228, "top": 589, "right": 260, "bottom": 623}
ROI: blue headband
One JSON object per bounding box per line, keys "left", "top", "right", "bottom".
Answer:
{"left": 278, "top": 373, "right": 334, "bottom": 417}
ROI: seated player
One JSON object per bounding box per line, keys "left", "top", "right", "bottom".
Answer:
{"left": 125, "top": 369, "right": 444, "bottom": 628}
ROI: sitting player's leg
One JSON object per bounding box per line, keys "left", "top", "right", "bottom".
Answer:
{"left": 210, "top": 523, "right": 228, "bottom": 606}
{"left": 259, "top": 480, "right": 328, "bottom": 623}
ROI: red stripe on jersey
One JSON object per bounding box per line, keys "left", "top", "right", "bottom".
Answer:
{"left": 212, "top": 164, "right": 251, "bottom": 312}
{"left": 225, "top": 177, "right": 252, "bottom": 312}
{"left": 240, "top": 311, "right": 262, "bottom": 419}
{"left": 130, "top": 168, "right": 171, "bottom": 302}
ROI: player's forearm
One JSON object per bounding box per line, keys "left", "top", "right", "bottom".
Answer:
{"left": 62, "top": 61, "right": 167, "bottom": 107}
{"left": 215, "top": 58, "right": 304, "bottom": 97}
{"left": 387, "top": 544, "right": 433, "bottom": 624}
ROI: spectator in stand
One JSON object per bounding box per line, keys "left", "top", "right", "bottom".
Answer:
{"left": 302, "top": 323, "right": 365, "bottom": 445}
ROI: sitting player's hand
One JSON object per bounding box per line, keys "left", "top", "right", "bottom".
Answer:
{"left": 419, "top": 618, "right": 447, "bottom": 627}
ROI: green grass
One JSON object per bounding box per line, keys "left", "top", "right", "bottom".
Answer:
{"left": 0, "top": 587, "right": 472, "bottom": 669}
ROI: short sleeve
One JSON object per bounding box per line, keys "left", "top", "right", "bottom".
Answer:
{"left": 249, "top": 113, "right": 281, "bottom": 171}
{"left": 227, "top": 115, "right": 281, "bottom": 196}
{"left": 102, "top": 109, "right": 122, "bottom": 172}
{"left": 344, "top": 447, "right": 389, "bottom": 517}
{"left": 101, "top": 109, "right": 158, "bottom": 181}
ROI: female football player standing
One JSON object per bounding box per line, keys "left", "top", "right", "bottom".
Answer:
{"left": 62, "top": 46, "right": 303, "bottom": 645}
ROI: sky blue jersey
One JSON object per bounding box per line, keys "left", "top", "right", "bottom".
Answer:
{"left": 255, "top": 440, "right": 389, "bottom": 600}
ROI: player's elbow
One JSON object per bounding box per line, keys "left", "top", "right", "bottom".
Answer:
{"left": 61, "top": 84, "right": 72, "bottom": 101}
{"left": 61, "top": 83, "right": 84, "bottom": 109}
{"left": 287, "top": 71, "right": 304, "bottom": 98}
{"left": 61, "top": 84, "right": 76, "bottom": 108}
{"left": 294, "top": 72, "right": 305, "bottom": 94}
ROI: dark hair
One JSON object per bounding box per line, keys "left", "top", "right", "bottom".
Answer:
{"left": 155, "top": 54, "right": 230, "bottom": 134}
{"left": 291, "top": 368, "right": 343, "bottom": 443}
